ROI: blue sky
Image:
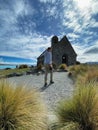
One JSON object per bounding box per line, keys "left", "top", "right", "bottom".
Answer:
{"left": 0, "top": 0, "right": 98, "bottom": 65}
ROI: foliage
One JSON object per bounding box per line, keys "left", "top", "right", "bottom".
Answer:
{"left": 49, "top": 122, "right": 80, "bottom": 130}
{"left": 69, "top": 64, "right": 88, "bottom": 78}
{"left": 0, "top": 68, "right": 31, "bottom": 78}
{"left": 69, "top": 64, "right": 98, "bottom": 85}
{"left": 58, "top": 64, "right": 67, "bottom": 70}
{"left": 76, "top": 69, "right": 98, "bottom": 86}
{"left": 69, "top": 64, "right": 98, "bottom": 81}
{"left": 56, "top": 83, "right": 98, "bottom": 130}
{"left": 52, "top": 62, "right": 57, "bottom": 70}
{"left": 18, "top": 64, "right": 28, "bottom": 69}
{"left": 37, "top": 63, "right": 43, "bottom": 71}
{"left": 76, "top": 61, "right": 81, "bottom": 65}
{"left": 84, "top": 69, "right": 98, "bottom": 83}
{"left": 0, "top": 80, "right": 47, "bottom": 130}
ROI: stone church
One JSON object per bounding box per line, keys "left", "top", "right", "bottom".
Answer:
{"left": 37, "top": 35, "right": 77, "bottom": 66}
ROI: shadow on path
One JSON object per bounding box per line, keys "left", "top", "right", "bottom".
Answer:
{"left": 40, "top": 83, "right": 52, "bottom": 92}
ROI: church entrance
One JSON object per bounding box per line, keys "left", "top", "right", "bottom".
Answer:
{"left": 62, "top": 54, "right": 68, "bottom": 65}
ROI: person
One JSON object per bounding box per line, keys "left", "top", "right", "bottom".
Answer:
{"left": 43, "top": 47, "right": 54, "bottom": 86}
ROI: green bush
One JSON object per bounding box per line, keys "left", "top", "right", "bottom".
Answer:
{"left": 0, "top": 80, "right": 47, "bottom": 130}
{"left": 56, "top": 83, "right": 98, "bottom": 130}
{"left": 18, "top": 64, "right": 28, "bottom": 69}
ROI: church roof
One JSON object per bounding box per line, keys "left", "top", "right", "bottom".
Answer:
{"left": 37, "top": 35, "right": 77, "bottom": 59}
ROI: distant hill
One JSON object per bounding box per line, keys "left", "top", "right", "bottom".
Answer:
{"left": 85, "top": 62, "right": 98, "bottom": 65}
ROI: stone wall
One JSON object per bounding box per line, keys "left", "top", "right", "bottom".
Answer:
{"left": 51, "top": 36, "right": 77, "bottom": 66}
{"left": 37, "top": 35, "right": 77, "bottom": 67}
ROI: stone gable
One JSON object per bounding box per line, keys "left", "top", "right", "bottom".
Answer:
{"left": 37, "top": 35, "right": 77, "bottom": 66}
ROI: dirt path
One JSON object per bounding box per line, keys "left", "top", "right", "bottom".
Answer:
{"left": 7, "top": 71, "right": 74, "bottom": 123}
{"left": 8, "top": 71, "right": 74, "bottom": 112}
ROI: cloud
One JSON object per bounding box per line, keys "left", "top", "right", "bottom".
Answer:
{"left": 39, "top": 0, "right": 56, "bottom": 3}
{"left": 73, "top": 39, "right": 98, "bottom": 63}
{"left": 62, "top": 0, "right": 98, "bottom": 35}
{"left": 84, "top": 47, "right": 98, "bottom": 54}
{"left": 0, "top": 0, "right": 98, "bottom": 64}
{"left": 0, "top": 0, "right": 53, "bottom": 64}
{"left": 84, "top": 40, "right": 98, "bottom": 54}
{"left": 91, "top": 0, "right": 98, "bottom": 14}
{"left": 0, "top": 33, "right": 52, "bottom": 60}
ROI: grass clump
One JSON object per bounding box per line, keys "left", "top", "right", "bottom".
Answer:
{"left": 50, "top": 122, "right": 79, "bottom": 130}
{"left": 83, "top": 69, "right": 98, "bottom": 84}
{"left": 74, "top": 65, "right": 98, "bottom": 86}
{"left": 69, "top": 64, "right": 88, "bottom": 78}
{"left": 0, "top": 80, "right": 47, "bottom": 130}
{"left": 58, "top": 64, "right": 67, "bottom": 70}
{"left": 56, "top": 83, "right": 98, "bottom": 130}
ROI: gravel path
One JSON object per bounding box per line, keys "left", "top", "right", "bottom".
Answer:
{"left": 8, "top": 71, "right": 74, "bottom": 113}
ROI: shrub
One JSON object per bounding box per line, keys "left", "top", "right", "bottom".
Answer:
{"left": 5, "top": 68, "right": 11, "bottom": 70}
{"left": 0, "top": 80, "right": 47, "bottom": 130}
{"left": 37, "top": 63, "right": 43, "bottom": 71}
{"left": 52, "top": 62, "right": 57, "bottom": 70}
{"left": 18, "top": 64, "right": 28, "bottom": 69}
{"left": 76, "top": 61, "right": 81, "bottom": 65}
{"left": 56, "top": 83, "right": 98, "bottom": 130}
{"left": 58, "top": 64, "right": 67, "bottom": 70}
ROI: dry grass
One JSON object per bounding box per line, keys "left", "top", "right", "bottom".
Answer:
{"left": 74, "top": 65, "right": 98, "bottom": 86}
{"left": 69, "top": 64, "right": 98, "bottom": 84}
{"left": 0, "top": 79, "right": 47, "bottom": 130}
{"left": 49, "top": 122, "right": 80, "bottom": 130}
{"left": 84, "top": 69, "right": 98, "bottom": 83}
{"left": 69, "top": 64, "right": 88, "bottom": 78}
{"left": 58, "top": 64, "right": 67, "bottom": 70}
{"left": 56, "top": 83, "right": 98, "bottom": 130}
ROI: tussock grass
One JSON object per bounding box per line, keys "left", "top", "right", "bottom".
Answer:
{"left": 69, "top": 64, "right": 88, "bottom": 78}
{"left": 56, "top": 83, "right": 98, "bottom": 130}
{"left": 0, "top": 79, "right": 47, "bottom": 130}
{"left": 74, "top": 65, "right": 98, "bottom": 86}
{"left": 58, "top": 64, "right": 67, "bottom": 70}
{"left": 49, "top": 122, "right": 80, "bottom": 130}
{"left": 84, "top": 69, "right": 98, "bottom": 83}
{"left": 69, "top": 64, "right": 98, "bottom": 85}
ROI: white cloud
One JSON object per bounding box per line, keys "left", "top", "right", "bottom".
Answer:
{"left": 74, "top": 0, "right": 91, "bottom": 10}
{"left": 46, "top": 6, "right": 57, "bottom": 17}
{"left": 39, "top": 0, "right": 56, "bottom": 3}
{"left": 0, "top": 33, "right": 52, "bottom": 61}
{"left": 74, "top": 39, "right": 98, "bottom": 63}
{"left": 13, "top": 0, "right": 35, "bottom": 16}
{"left": 13, "top": 0, "right": 25, "bottom": 16}
{"left": 90, "top": 0, "right": 98, "bottom": 14}
{"left": 0, "top": 0, "right": 98, "bottom": 64}
{"left": 78, "top": 53, "right": 98, "bottom": 63}
{"left": 61, "top": 0, "right": 98, "bottom": 63}
{"left": 67, "top": 33, "right": 80, "bottom": 43}
{"left": 62, "top": 0, "right": 98, "bottom": 34}
{"left": 0, "top": 0, "right": 36, "bottom": 37}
